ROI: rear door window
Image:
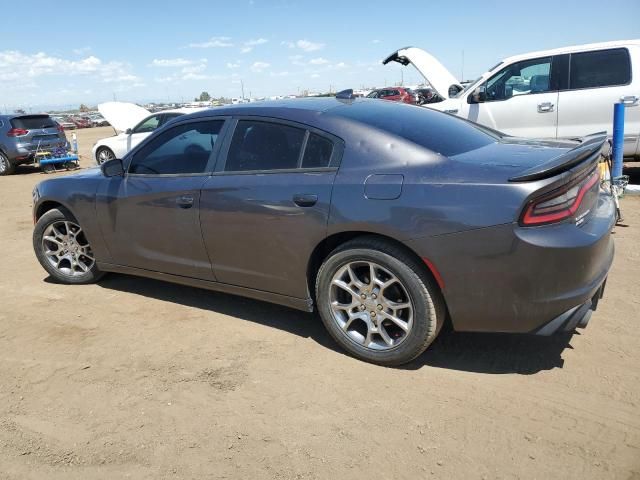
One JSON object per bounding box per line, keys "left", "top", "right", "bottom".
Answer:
{"left": 225, "top": 121, "right": 305, "bottom": 171}
{"left": 569, "top": 48, "right": 631, "bottom": 89}
{"left": 11, "top": 115, "right": 56, "bottom": 129}
{"left": 302, "top": 133, "right": 333, "bottom": 168}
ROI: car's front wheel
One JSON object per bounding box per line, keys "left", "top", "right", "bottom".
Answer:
{"left": 316, "top": 237, "right": 444, "bottom": 366}
{"left": 95, "top": 146, "right": 115, "bottom": 165}
{"left": 33, "top": 208, "right": 103, "bottom": 284}
{"left": 0, "top": 151, "right": 15, "bottom": 176}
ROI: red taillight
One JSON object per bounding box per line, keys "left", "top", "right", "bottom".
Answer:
{"left": 56, "top": 123, "right": 64, "bottom": 133}
{"left": 7, "top": 128, "right": 29, "bottom": 137}
{"left": 521, "top": 169, "right": 600, "bottom": 226}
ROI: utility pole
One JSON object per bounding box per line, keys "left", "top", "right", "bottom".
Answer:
{"left": 401, "top": 69, "right": 404, "bottom": 86}
{"left": 241, "top": 79, "right": 245, "bottom": 100}
{"left": 461, "top": 50, "right": 465, "bottom": 81}
{"left": 112, "top": 92, "right": 117, "bottom": 102}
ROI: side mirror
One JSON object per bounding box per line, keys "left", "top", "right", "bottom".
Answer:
{"left": 101, "top": 158, "right": 124, "bottom": 177}
{"left": 468, "top": 85, "right": 487, "bottom": 104}
{"left": 125, "top": 128, "right": 133, "bottom": 135}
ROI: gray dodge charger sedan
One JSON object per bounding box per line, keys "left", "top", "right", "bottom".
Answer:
{"left": 31, "top": 98, "right": 615, "bottom": 365}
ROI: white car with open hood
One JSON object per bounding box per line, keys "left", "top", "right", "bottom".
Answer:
{"left": 383, "top": 40, "right": 640, "bottom": 157}
{"left": 92, "top": 102, "right": 208, "bottom": 164}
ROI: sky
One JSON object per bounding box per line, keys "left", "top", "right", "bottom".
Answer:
{"left": 1, "top": 0, "right": 638, "bottom": 112}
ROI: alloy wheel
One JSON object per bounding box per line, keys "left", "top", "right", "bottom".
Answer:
{"left": 97, "top": 148, "right": 115, "bottom": 165}
{"left": 329, "top": 261, "right": 414, "bottom": 350}
{"left": 41, "top": 220, "right": 95, "bottom": 276}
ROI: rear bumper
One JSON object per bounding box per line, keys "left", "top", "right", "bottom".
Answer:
{"left": 406, "top": 192, "right": 616, "bottom": 333}
{"left": 534, "top": 279, "right": 606, "bottom": 335}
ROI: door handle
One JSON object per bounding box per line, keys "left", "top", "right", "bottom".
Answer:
{"left": 537, "top": 102, "right": 554, "bottom": 113}
{"left": 620, "top": 95, "right": 639, "bottom": 106}
{"left": 293, "top": 193, "right": 318, "bottom": 207}
{"left": 176, "top": 194, "right": 194, "bottom": 209}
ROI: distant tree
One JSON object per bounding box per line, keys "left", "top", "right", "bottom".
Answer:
{"left": 194, "top": 97, "right": 198, "bottom": 102}
{"left": 14, "top": 109, "right": 26, "bottom": 114}
{"left": 198, "top": 91, "right": 211, "bottom": 102}
{"left": 79, "top": 104, "right": 89, "bottom": 112}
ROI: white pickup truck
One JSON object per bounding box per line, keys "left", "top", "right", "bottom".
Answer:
{"left": 383, "top": 40, "right": 640, "bottom": 158}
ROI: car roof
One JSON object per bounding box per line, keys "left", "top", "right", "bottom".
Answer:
{"left": 501, "top": 39, "right": 640, "bottom": 64}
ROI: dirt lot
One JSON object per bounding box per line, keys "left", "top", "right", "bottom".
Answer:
{"left": 0, "top": 127, "right": 639, "bottom": 479}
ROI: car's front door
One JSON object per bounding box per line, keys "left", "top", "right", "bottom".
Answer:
{"left": 473, "top": 56, "right": 558, "bottom": 138}
{"left": 199, "top": 118, "right": 342, "bottom": 298}
{"left": 97, "top": 118, "right": 226, "bottom": 280}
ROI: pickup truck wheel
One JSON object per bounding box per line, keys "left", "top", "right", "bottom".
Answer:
{"left": 96, "top": 147, "right": 115, "bottom": 165}
{"left": 0, "top": 152, "right": 15, "bottom": 176}
{"left": 316, "top": 237, "right": 444, "bottom": 366}
{"left": 33, "top": 208, "right": 104, "bottom": 284}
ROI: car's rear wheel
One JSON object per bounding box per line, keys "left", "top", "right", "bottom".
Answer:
{"left": 316, "top": 237, "right": 444, "bottom": 366}
{"left": 96, "top": 146, "right": 115, "bottom": 165}
{"left": 0, "top": 151, "right": 15, "bottom": 176}
{"left": 33, "top": 208, "right": 103, "bottom": 284}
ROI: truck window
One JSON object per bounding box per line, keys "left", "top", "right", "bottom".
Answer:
{"left": 569, "top": 48, "right": 631, "bottom": 89}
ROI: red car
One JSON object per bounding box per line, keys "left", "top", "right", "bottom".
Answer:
{"left": 366, "top": 87, "right": 416, "bottom": 104}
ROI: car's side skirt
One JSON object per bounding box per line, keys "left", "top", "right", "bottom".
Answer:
{"left": 96, "top": 262, "right": 315, "bottom": 312}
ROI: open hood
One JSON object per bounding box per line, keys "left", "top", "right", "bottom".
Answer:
{"left": 382, "top": 47, "right": 463, "bottom": 99}
{"left": 98, "top": 102, "right": 150, "bottom": 132}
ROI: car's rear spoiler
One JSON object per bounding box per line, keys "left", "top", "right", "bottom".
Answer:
{"left": 509, "top": 132, "right": 607, "bottom": 182}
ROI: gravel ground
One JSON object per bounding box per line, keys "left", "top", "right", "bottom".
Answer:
{"left": 0, "top": 127, "right": 639, "bottom": 479}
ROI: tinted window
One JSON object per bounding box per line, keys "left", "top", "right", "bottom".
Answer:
{"left": 569, "top": 48, "right": 631, "bottom": 89}
{"left": 133, "top": 115, "right": 161, "bottom": 133}
{"left": 334, "top": 100, "right": 497, "bottom": 157}
{"left": 11, "top": 115, "right": 56, "bottom": 129}
{"left": 302, "top": 133, "right": 333, "bottom": 168}
{"left": 160, "top": 113, "right": 183, "bottom": 126}
{"left": 129, "top": 121, "right": 222, "bottom": 175}
{"left": 485, "top": 57, "right": 552, "bottom": 101}
{"left": 225, "top": 121, "right": 305, "bottom": 171}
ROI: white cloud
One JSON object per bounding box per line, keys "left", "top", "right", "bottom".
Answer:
{"left": 187, "top": 36, "right": 233, "bottom": 48}
{"left": 181, "top": 63, "right": 207, "bottom": 74}
{"left": 282, "top": 40, "right": 325, "bottom": 52}
{"left": 150, "top": 58, "right": 193, "bottom": 67}
{"left": 226, "top": 62, "right": 240, "bottom": 69}
{"left": 245, "top": 38, "right": 268, "bottom": 46}
{"left": 372, "top": 39, "right": 381, "bottom": 44}
{"left": 309, "top": 57, "right": 329, "bottom": 65}
{"left": 296, "top": 39, "right": 324, "bottom": 52}
{"left": 0, "top": 51, "right": 138, "bottom": 85}
{"left": 240, "top": 47, "right": 253, "bottom": 54}
{"left": 250, "top": 61, "right": 270, "bottom": 72}
{"left": 289, "top": 54, "right": 306, "bottom": 66}
{"left": 310, "top": 73, "right": 320, "bottom": 78}
{"left": 270, "top": 71, "right": 290, "bottom": 77}
{"left": 73, "top": 46, "right": 91, "bottom": 55}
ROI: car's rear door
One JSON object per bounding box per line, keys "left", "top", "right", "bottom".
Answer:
{"left": 97, "top": 118, "right": 228, "bottom": 280}
{"left": 556, "top": 47, "right": 638, "bottom": 156}
{"left": 199, "top": 118, "right": 342, "bottom": 298}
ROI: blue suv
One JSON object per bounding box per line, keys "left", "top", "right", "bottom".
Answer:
{"left": 0, "top": 114, "right": 67, "bottom": 175}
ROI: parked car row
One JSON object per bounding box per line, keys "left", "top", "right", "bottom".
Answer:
{"left": 51, "top": 113, "right": 109, "bottom": 130}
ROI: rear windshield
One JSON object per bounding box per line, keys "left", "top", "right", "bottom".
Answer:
{"left": 334, "top": 100, "right": 499, "bottom": 157}
{"left": 11, "top": 115, "right": 56, "bottom": 129}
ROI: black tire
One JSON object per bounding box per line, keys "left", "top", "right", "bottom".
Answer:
{"left": 316, "top": 237, "right": 444, "bottom": 366}
{"left": 0, "top": 151, "right": 15, "bottom": 176}
{"left": 33, "top": 208, "right": 104, "bottom": 284}
{"left": 95, "top": 146, "right": 115, "bottom": 165}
